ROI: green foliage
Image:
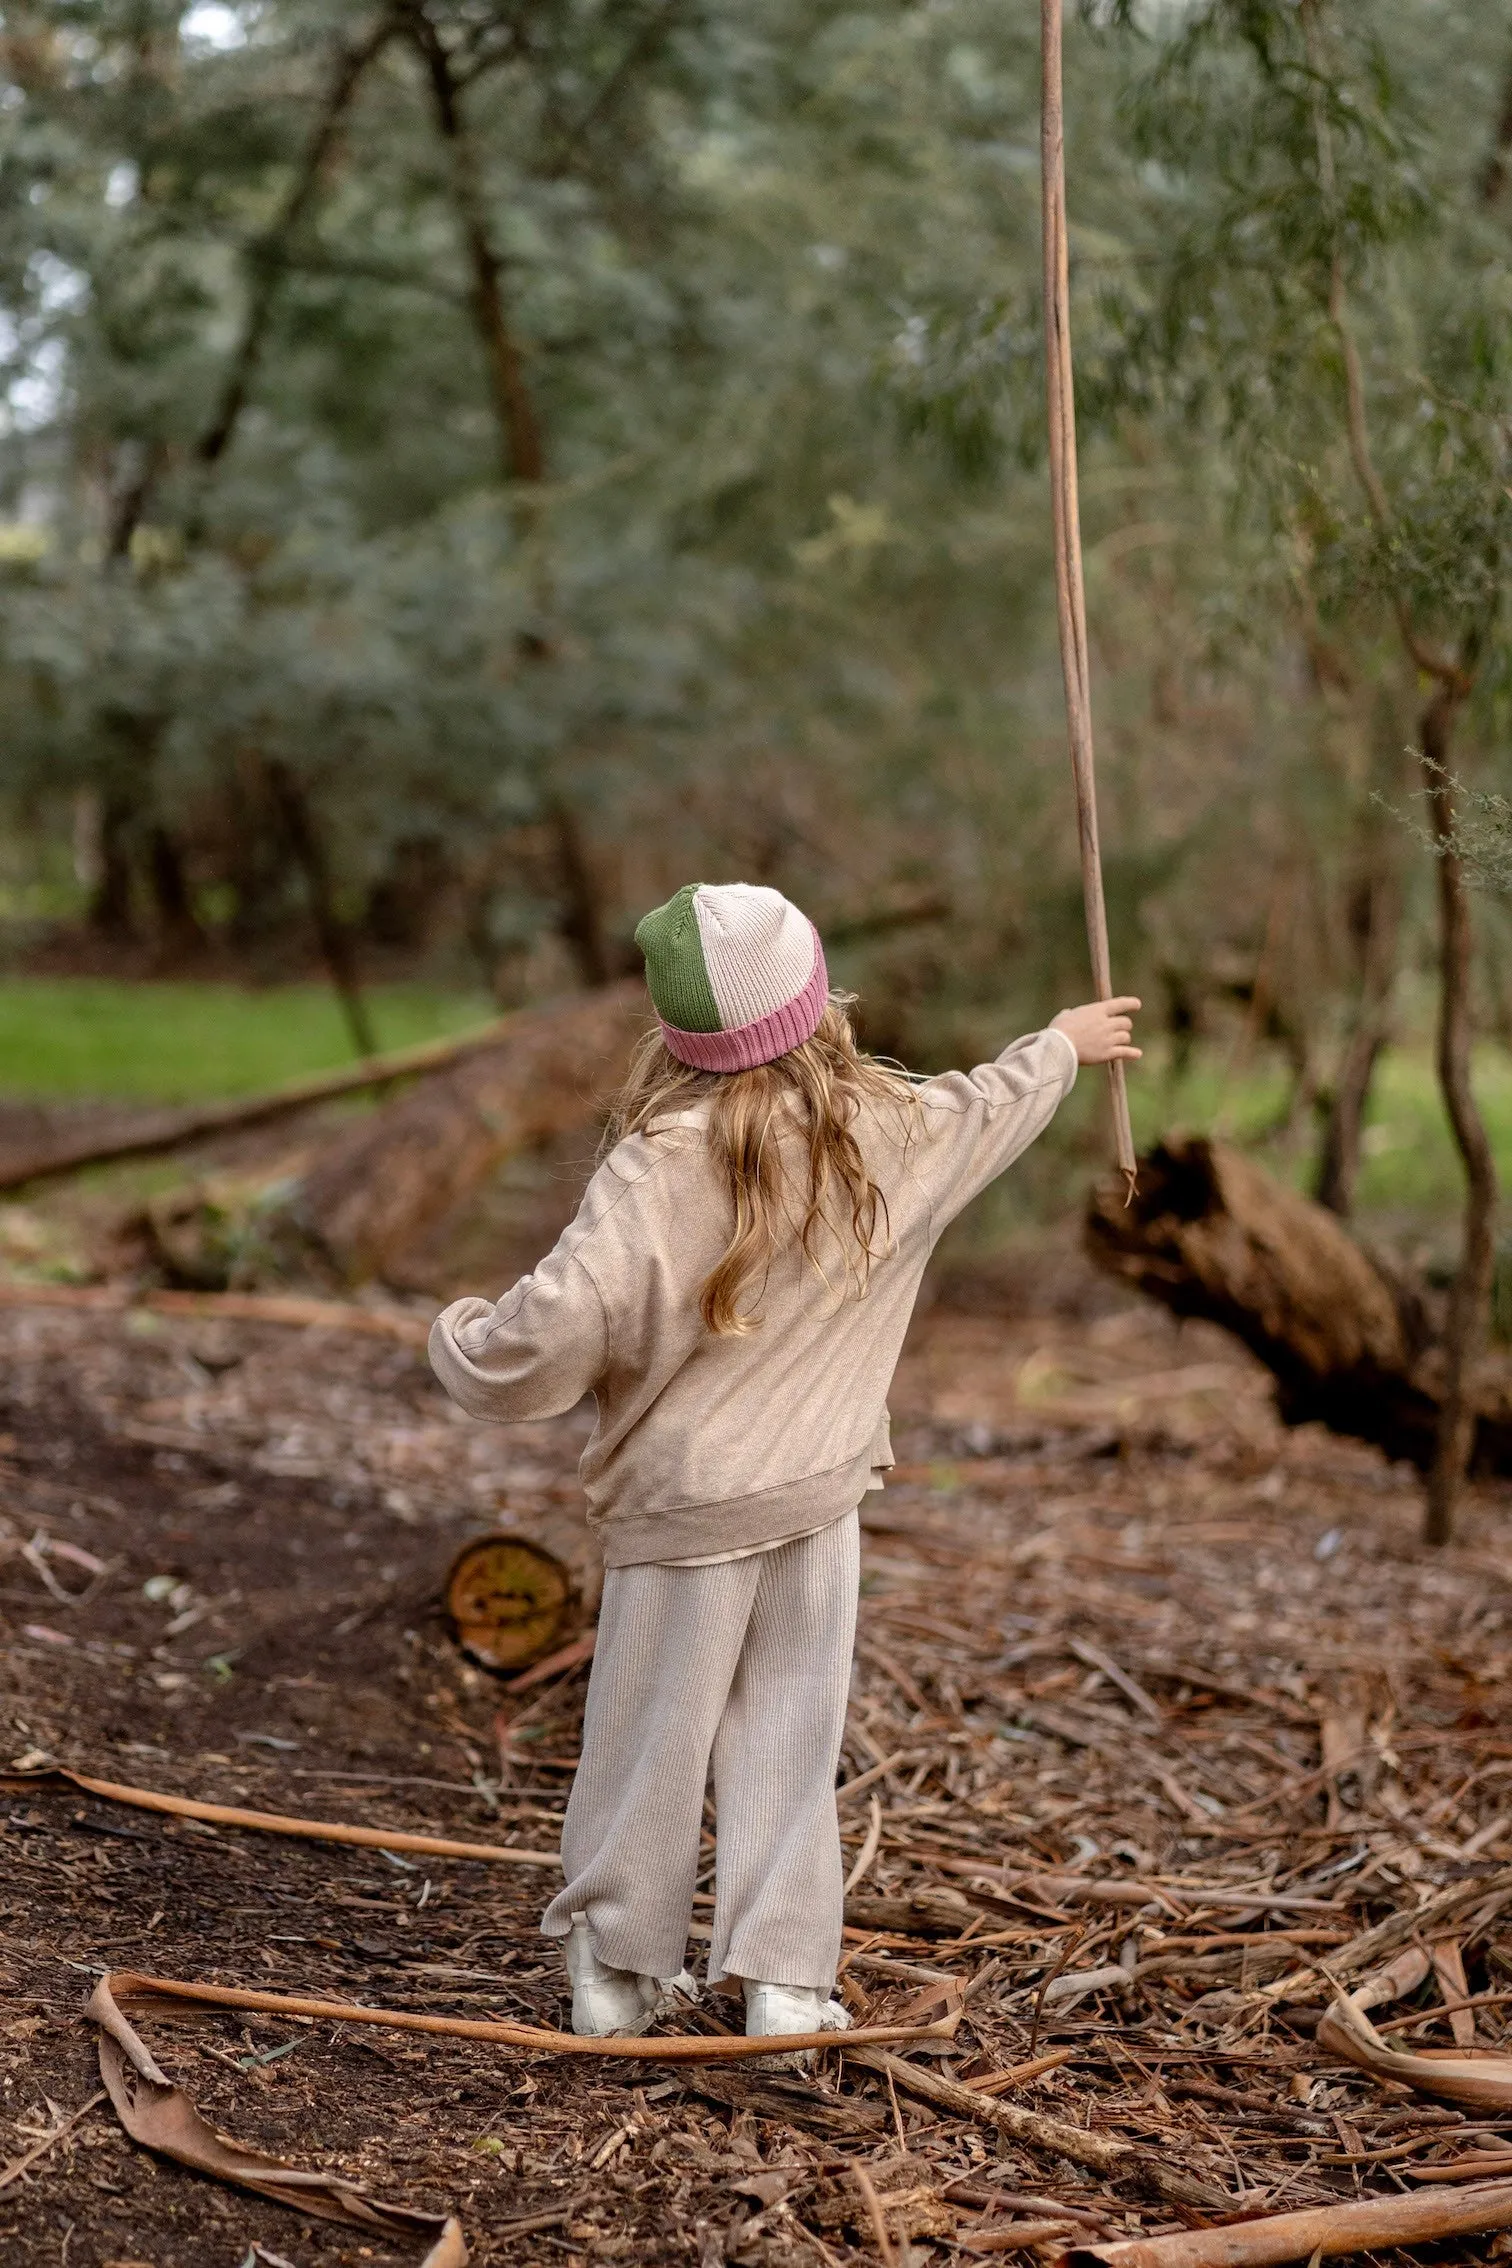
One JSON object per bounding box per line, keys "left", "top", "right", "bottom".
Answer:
{"left": 0, "top": 0, "right": 1509, "bottom": 1143}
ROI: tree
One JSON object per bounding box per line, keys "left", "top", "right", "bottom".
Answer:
{"left": 1094, "top": 0, "right": 1512, "bottom": 1539}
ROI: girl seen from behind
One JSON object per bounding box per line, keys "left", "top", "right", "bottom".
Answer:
{"left": 430, "top": 882, "right": 1139, "bottom": 2036}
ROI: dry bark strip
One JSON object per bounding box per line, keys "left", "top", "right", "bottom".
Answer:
{"left": 1086, "top": 1135, "right": 1512, "bottom": 1471}
{"left": 1318, "top": 1947, "right": 1512, "bottom": 2109}
{"left": 1061, "top": 2179, "right": 1512, "bottom": 2267}
{"left": 89, "top": 1976, "right": 466, "bottom": 2261}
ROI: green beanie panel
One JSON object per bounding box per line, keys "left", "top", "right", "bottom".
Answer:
{"left": 634, "top": 883, "right": 723, "bottom": 1033}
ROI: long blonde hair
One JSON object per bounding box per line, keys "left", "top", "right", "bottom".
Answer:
{"left": 606, "top": 994, "right": 918, "bottom": 1334}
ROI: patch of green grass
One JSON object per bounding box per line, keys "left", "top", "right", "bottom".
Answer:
{"left": 948, "top": 1033, "right": 1512, "bottom": 1258}
{"left": 0, "top": 979, "right": 497, "bottom": 1102}
{"left": 1353, "top": 1050, "right": 1512, "bottom": 1217}
{"left": 1142, "top": 1041, "right": 1512, "bottom": 1222}
{"left": 6, "top": 982, "right": 1511, "bottom": 1245}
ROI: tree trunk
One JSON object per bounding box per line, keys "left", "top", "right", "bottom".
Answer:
{"left": 549, "top": 796, "right": 614, "bottom": 987}
{"left": 263, "top": 760, "right": 378, "bottom": 1060}
{"left": 147, "top": 825, "right": 206, "bottom": 957}
{"left": 1084, "top": 1135, "right": 1512, "bottom": 1476}
{"left": 408, "top": 9, "right": 544, "bottom": 494}
{"left": 1420, "top": 691, "right": 1499, "bottom": 1545}
{"left": 1481, "top": 43, "right": 1512, "bottom": 207}
{"left": 291, "top": 982, "right": 644, "bottom": 1282}
{"left": 1314, "top": 853, "right": 1400, "bottom": 1216}
{"left": 1314, "top": 1022, "right": 1386, "bottom": 1217}
{"left": 87, "top": 790, "right": 137, "bottom": 940}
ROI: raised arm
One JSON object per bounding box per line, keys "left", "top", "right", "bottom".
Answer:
{"left": 911, "top": 997, "right": 1140, "bottom": 1235}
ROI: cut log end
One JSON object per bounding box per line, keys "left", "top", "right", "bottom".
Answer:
{"left": 444, "top": 1532, "right": 578, "bottom": 1674}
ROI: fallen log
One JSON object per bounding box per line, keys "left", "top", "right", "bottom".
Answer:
{"left": 288, "top": 983, "right": 643, "bottom": 1282}
{"left": 0, "top": 1280, "right": 429, "bottom": 1345}
{"left": 1085, "top": 1136, "right": 1512, "bottom": 1473}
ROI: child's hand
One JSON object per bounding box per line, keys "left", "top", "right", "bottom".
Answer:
{"left": 1051, "top": 997, "right": 1142, "bottom": 1066}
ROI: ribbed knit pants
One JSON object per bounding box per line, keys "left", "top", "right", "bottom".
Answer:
{"left": 540, "top": 1509, "right": 859, "bottom": 1990}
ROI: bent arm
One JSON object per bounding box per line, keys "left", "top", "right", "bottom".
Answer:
{"left": 429, "top": 1247, "right": 608, "bottom": 1424}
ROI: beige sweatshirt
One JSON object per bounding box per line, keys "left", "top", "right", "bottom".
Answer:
{"left": 429, "top": 1025, "right": 1077, "bottom": 1566}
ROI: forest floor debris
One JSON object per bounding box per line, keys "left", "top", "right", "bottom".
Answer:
{"left": 2, "top": 1259, "right": 1512, "bottom": 2263}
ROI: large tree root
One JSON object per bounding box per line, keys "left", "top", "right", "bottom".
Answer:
{"left": 1085, "top": 1136, "right": 1512, "bottom": 1474}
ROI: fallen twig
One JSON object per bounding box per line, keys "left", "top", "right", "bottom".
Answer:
{"left": 961, "top": 2219, "right": 1090, "bottom": 2252}
{"left": 852, "top": 2162, "right": 899, "bottom": 2268}
{"left": 0, "top": 1281, "right": 429, "bottom": 1345}
{"left": 0, "top": 2090, "right": 106, "bottom": 2192}
{"left": 0, "top": 1006, "right": 542, "bottom": 1192}
{"left": 845, "top": 2047, "right": 1129, "bottom": 2175}
{"left": 961, "top": 2047, "right": 1077, "bottom": 2094}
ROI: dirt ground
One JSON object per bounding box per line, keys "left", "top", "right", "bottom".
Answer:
{"left": 2, "top": 1249, "right": 1512, "bottom": 2268}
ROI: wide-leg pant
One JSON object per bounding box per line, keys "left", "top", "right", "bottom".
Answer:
{"left": 540, "top": 1510, "right": 859, "bottom": 1990}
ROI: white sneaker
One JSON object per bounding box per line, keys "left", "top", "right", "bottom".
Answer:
{"left": 648, "top": 1968, "right": 703, "bottom": 2019}
{"left": 564, "top": 1913, "right": 701, "bottom": 2037}
{"left": 743, "top": 1980, "right": 853, "bottom": 2039}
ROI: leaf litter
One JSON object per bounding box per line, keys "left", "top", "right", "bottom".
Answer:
{"left": 1, "top": 1261, "right": 1512, "bottom": 2260}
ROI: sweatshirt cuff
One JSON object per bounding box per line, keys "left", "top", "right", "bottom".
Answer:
{"left": 1044, "top": 1023, "right": 1079, "bottom": 1088}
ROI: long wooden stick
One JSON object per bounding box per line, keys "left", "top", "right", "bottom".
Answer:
{"left": 1041, "top": 0, "right": 1137, "bottom": 1187}
{"left": 0, "top": 1765, "right": 560, "bottom": 1865}
{"left": 89, "top": 1972, "right": 949, "bottom": 2065}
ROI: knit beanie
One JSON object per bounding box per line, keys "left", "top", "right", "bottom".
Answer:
{"left": 634, "top": 882, "right": 830, "bottom": 1072}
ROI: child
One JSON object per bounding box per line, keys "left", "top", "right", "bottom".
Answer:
{"left": 430, "top": 882, "right": 1139, "bottom": 2038}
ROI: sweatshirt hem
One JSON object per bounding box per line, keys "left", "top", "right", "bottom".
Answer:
{"left": 589, "top": 1445, "right": 878, "bottom": 1568}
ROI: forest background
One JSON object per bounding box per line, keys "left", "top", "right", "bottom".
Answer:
{"left": 1, "top": 0, "right": 1510, "bottom": 1268}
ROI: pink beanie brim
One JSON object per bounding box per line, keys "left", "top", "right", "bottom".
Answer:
{"left": 657, "top": 927, "right": 829, "bottom": 1072}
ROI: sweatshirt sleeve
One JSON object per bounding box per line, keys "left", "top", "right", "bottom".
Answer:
{"left": 911, "top": 1025, "right": 1078, "bottom": 1237}
{"left": 429, "top": 1241, "right": 609, "bottom": 1425}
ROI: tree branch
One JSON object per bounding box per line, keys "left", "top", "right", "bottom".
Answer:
{"left": 195, "top": 13, "right": 399, "bottom": 473}
{"left": 1300, "top": 0, "right": 1466, "bottom": 693}
{"left": 547, "top": 0, "right": 687, "bottom": 164}
{"left": 1480, "top": 44, "right": 1512, "bottom": 208}
{"left": 405, "top": 2, "right": 545, "bottom": 490}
